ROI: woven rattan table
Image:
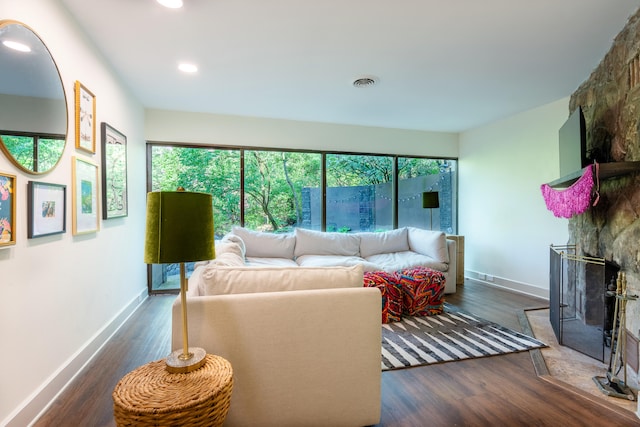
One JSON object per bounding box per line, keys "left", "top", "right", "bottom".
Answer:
{"left": 112, "top": 354, "right": 233, "bottom": 427}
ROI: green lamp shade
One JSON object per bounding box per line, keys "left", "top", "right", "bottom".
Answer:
{"left": 422, "top": 191, "right": 439, "bottom": 209}
{"left": 144, "top": 191, "right": 215, "bottom": 264}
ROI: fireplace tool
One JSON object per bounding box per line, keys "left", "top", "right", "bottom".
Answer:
{"left": 593, "top": 271, "right": 637, "bottom": 401}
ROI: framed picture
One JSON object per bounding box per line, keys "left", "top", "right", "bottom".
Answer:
{"left": 72, "top": 156, "right": 99, "bottom": 235}
{"left": 101, "top": 123, "right": 128, "bottom": 219}
{"left": 27, "top": 181, "right": 66, "bottom": 238}
{"left": 0, "top": 172, "right": 16, "bottom": 247}
{"left": 75, "top": 80, "right": 96, "bottom": 154}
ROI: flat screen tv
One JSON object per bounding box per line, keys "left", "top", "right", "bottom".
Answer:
{"left": 558, "top": 106, "right": 588, "bottom": 177}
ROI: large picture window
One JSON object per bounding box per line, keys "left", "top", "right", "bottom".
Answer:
{"left": 147, "top": 142, "right": 457, "bottom": 293}
{"left": 244, "top": 151, "right": 321, "bottom": 232}
{"left": 326, "top": 154, "right": 392, "bottom": 232}
{"left": 398, "top": 158, "right": 457, "bottom": 233}
{"left": 150, "top": 145, "right": 241, "bottom": 237}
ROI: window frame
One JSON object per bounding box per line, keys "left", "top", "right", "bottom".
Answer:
{"left": 147, "top": 141, "right": 457, "bottom": 231}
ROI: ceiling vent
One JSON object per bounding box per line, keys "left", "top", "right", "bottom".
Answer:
{"left": 352, "top": 76, "right": 378, "bottom": 88}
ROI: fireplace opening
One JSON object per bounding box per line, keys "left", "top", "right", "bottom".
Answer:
{"left": 549, "top": 244, "right": 619, "bottom": 362}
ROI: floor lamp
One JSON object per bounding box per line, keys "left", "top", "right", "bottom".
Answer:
{"left": 422, "top": 191, "right": 439, "bottom": 230}
{"left": 144, "top": 188, "right": 215, "bottom": 373}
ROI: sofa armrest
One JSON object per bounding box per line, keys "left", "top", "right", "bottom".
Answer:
{"left": 173, "top": 288, "right": 382, "bottom": 427}
{"left": 186, "top": 265, "right": 205, "bottom": 297}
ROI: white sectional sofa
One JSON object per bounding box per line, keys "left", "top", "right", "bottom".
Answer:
{"left": 173, "top": 226, "right": 457, "bottom": 426}
{"left": 213, "top": 226, "right": 457, "bottom": 294}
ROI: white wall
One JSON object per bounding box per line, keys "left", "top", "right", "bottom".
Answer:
{"left": 458, "top": 98, "right": 571, "bottom": 298}
{"left": 0, "top": 1, "right": 146, "bottom": 425}
{"left": 145, "top": 109, "right": 459, "bottom": 158}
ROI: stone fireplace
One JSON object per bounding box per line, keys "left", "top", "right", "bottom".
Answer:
{"left": 562, "top": 9, "right": 640, "bottom": 379}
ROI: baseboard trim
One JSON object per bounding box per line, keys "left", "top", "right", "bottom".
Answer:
{"left": 464, "top": 270, "right": 549, "bottom": 300}
{"left": 3, "top": 288, "right": 148, "bottom": 427}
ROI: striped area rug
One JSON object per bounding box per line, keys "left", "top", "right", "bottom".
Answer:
{"left": 381, "top": 305, "right": 546, "bottom": 370}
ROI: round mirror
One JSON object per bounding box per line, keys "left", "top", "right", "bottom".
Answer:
{"left": 0, "top": 20, "right": 67, "bottom": 174}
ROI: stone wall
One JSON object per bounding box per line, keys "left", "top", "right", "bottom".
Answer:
{"left": 569, "top": 9, "right": 640, "bottom": 354}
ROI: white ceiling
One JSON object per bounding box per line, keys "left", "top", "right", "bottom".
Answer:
{"left": 59, "top": 0, "right": 640, "bottom": 133}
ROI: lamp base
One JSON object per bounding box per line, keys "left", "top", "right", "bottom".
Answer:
{"left": 165, "top": 347, "right": 207, "bottom": 374}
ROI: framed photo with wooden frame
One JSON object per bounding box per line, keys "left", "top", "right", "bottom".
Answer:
{"left": 74, "top": 80, "right": 96, "bottom": 154}
{"left": 72, "top": 156, "right": 100, "bottom": 235}
{"left": 0, "top": 172, "right": 16, "bottom": 246}
{"left": 101, "top": 122, "right": 128, "bottom": 219}
{"left": 27, "top": 181, "right": 66, "bottom": 238}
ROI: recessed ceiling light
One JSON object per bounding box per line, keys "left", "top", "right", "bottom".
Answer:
{"left": 2, "top": 40, "right": 30, "bottom": 52}
{"left": 352, "top": 75, "right": 378, "bottom": 88}
{"left": 157, "top": 0, "right": 183, "bottom": 9}
{"left": 178, "top": 63, "right": 198, "bottom": 73}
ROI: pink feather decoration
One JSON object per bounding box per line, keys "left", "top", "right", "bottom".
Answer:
{"left": 540, "top": 164, "right": 597, "bottom": 218}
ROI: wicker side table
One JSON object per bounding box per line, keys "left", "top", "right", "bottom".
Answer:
{"left": 113, "top": 354, "right": 233, "bottom": 427}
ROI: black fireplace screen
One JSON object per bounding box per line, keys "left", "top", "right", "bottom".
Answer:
{"left": 549, "top": 244, "right": 619, "bottom": 362}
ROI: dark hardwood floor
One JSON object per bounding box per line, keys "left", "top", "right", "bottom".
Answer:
{"left": 34, "top": 281, "right": 640, "bottom": 426}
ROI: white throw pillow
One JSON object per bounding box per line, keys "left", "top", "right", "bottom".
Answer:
{"left": 215, "top": 240, "right": 244, "bottom": 259}
{"left": 232, "top": 226, "right": 295, "bottom": 259}
{"left": 199, "top": 264, "right": 364, "bottom": 295}
{"left": 209, "top": 252, "right": 245, "bottom": 267}
{"left": 406, "top": 227, "right": 449, "bottom": 263}
{"left": 294, "top": 228, "right": 361, "bottom": 257}
{"left": 221, "top": 233, "right": 246, "bottom": 258}
{"left": 359, "top": 228, "right": 409, "bottom": 258}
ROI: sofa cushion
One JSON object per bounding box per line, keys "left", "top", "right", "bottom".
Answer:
{"left": 232, "top": 227, "right": 295, "bottom": 259}
{"left": 210, "top": 251, "right": 246, "bottom": 267}
{"left": 199, "top": 264, "right": 364, "bottom": 295}
{"left": 359, "top": 228, "right": 409, "bottom": 258}
{"left": 215, "top": 240, "right": 245, "bottom": 259}
{"left": 364, "top": 251, "right": 448, "bottom": 273}
{"left": 396, "top": 266, "right": 445, "bottom": 316}
{"left": 363, "top": 271, "right": 402, "bottom": 323}
{"left": 194, "top": 239, "right": 245, "bottom": 268}
{"left": 296, "top": 254, "right": 380, "bottom": 272}
{"left": 221, "top": 233, "right": 246, "bottom": 258}
{"left": 246, "top": 257, "right": 298, "bottom": 267}
{"left": 294, "top": 228, "right": 361, "bottom": 257}
{"left": 406, "top": 227, "right": 449, "bottom": 263}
